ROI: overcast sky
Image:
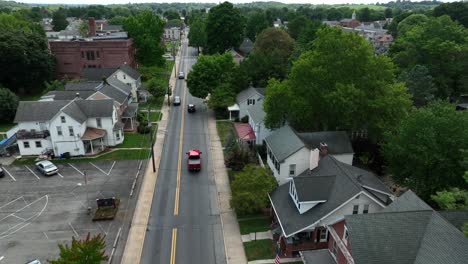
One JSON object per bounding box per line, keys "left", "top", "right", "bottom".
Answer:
{"left": 9, "top": 0, "right": 458, "bottom": 6}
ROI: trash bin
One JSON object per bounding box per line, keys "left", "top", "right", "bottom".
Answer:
{"left": 63, "top": 152, "right": 71, "bottom": 159}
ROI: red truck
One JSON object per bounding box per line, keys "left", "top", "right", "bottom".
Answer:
{"left": 186, "top": 149, "right": 202, "bottom": 171}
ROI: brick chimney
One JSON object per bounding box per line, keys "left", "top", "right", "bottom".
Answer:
{"left": 88, "top": 17, "right": 96, "bottom": 37}
{"left": 319, "top": 142, "right": 328, "bottom": 156}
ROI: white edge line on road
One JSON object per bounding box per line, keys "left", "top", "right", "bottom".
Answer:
{"left": 0, "top": 196, "right": 23, "bottom": 210}
{"left": 57, "top": 172, "right": 64, "bottom": 178}
{"left": 68, "top": 222, "right": 79, "bottom": 237}
{"left": 2, "top": 168, "right": 16, "bottom": 182}
{"left": 24, "top": 165, "right": 40, "bottom": 180}
{"left": 89, "top": 162, "right": 108, "bottom": 176}
{"left": 68, "top": 163, "right": 84, "bottom": 176}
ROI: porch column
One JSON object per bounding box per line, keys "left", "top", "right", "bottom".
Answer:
{"left": 100, "top": 137, "right": 104, "bottom": 150}
{"left": 131, "top": 117, "right": 134, "bottom": 130}
{"left": 229, "top": 111, "right": 232, "bottom": 121}
{"left": 90, "top": 140, "right": 94, "bottom": 154}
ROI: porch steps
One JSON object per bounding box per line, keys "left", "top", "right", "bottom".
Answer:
{"left": 241, "top": 231, "right": 272, "bottom": 242}
{"left": 247, "top": 257, "right": 302, "bottom": 264}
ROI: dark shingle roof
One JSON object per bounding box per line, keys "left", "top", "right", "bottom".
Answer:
{"left": 99, "top": 84, "right": 129, "bottom": 104}
{"left": 122, "top": 103, "right": 138, "bottom": 118}
{"left": 438, "top": 210, "right": 468, "bottom": 232}
{"left": 239, "top": 38, "right": 254, "bottom": 55}
{"left": 106, "top": 76, "right": 132, "bottom": 94}
{"left": 119, "top": 64, "right": 141, "bottom": 80}
{"left": 269, "top": 155, "right": 390, "bottom": 237}
{"left": 247, "top": 104, "right": 266, "bottom": 124}
{"left": 80, "top": 68, "right": 117, "bottom": 81}
{"left": 42, "top": 90, "right": 95, "bottom": 100}
{"left": 62, "top": 99, "right": 114, "bottom": 123}
{"left": 383, "top": 190, "right": 431, "bottom": 213}
{"left": 14, "top": 101, "right": 70, "bottom": 122}
{"left": 265, "top": 125, "right": 305, "bottom": 162}
{"left": 293, "top": 176, "right": 336, "bottom": 202}
{"left": 297, "top": 131, "right": 353, "bottom": 154}
{"left": 65, "top": 81, "right": 101, "bottom": 91}
{"left": 301, "top": 250, "right": 335, "bottom": 264}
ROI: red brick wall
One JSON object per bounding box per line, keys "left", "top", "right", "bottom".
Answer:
{"left": 328, "top": 220, "right": 352, "bottom": 264}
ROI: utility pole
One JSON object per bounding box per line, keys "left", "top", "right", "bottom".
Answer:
{"left": 172, "top": 39, "right": 177, "bottom": 79}
{"left": 84, "top": 170, "right": 91, "bottom": 215}
{"left": 150, "top": 125, "right": 156, "bottom": 172}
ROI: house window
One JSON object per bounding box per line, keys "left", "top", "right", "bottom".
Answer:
{"left": 35, "top": 141, "right": 42, "bottom": 148}
{"left": 96, "top": 118, "right": 102, "bottom": 128}
{"left": 331, "top": 241, "right": 338, "bottom": 257}
{"left": 343, "top": 226, "right": 349, "bottom": 245}
{"left": 123, "top": 74, "right": 126, "bottom": 79}
{"left": 68, "top": 126, "right": 74, "bottom": 136}
{"left": 247, "top": 98, "right": 255, "bottom": 105}
{"left": 116, "top": 131, "right": 121, "bottom": 141}
{"left": 57, "top": 126, "right": 62, "bottom": 136}
{"left": 86, "top": 51, "right": 95, "bottom": 60}
{"left": 61, "top": 116, "right": 66, "bottom": 123}
{"left": 352, "top": 205, "right": 359, "bottom": 215}
{"left": 363, "top": 204, "right": 369, "bottom": 214}
{"left": 23, "top": 141, "right": 30, "bottom": 148}
{"left": 96, "top": 51, "right": 100, "bottom": 58}
{"left": 289, "top": 164, "right": 296, "bottom": 177}
{"left": 319, "top": 228, "right": 328, "bottom": 242}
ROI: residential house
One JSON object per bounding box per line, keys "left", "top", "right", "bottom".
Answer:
{"left": 265, "top": 125, "right": 354, "bottom": 184}
{"left": 227, "top": 87, "right": 266, "bottom": 120}
{"left": 80, "top": 68, "right": 118, "bottom": 81}
{"left": 340, "top": 10, "right": 360, "bottom": 28}
{"left": 164, "top": 26, "right": 181, "bottom": 40}
{"left": 301, "top": 190, "right": 468, "bottom": 264}
{"left": 229, "top": 49, "right": 244, "bottom": 65}
{"left": 108, "top": 64, "right": 142, "bottom": 100}
{"left": 269, "top": 154, "right": 393, "bottom": 257}
{"left": 246, "top": 103, "right": 272, "bottom": 145}
{"left": 238, "top": 38, "right": 254, "bottom": 56}
{"left": 14, "top": 99, "right": 123, "bottom": 157}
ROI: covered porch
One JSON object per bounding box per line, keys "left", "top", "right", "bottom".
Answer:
{"left": 122, "top": 103, "right": 138, "bottom": 132}
{"left": 234, "top": 123, "right": 256, "bottom": 148}
{"left": 227, "top": 104, "right": 240, "bottom": 121}
{"left": 81, "top": 127, "right": 106, "bottom": 156}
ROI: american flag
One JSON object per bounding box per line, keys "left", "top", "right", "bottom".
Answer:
{"left": 275, "top": 241, "right": 281, "bottom": 264}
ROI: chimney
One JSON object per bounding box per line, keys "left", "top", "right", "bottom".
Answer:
{"left": 88, "top": 17, "right": 96, "bottom": 37}
{"left": 309, "top": 148, "right": 319, "bottom": 171}
{"left": 319, "top": 142, "right": 328, "bottom": 156}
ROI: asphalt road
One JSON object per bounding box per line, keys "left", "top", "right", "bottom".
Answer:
{"left": 141, "top": 39, "right": 227, "bottom": 264}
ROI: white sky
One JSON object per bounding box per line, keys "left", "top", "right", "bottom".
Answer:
{"left": 8, "top": 0, "right": 458, "bottom": 6}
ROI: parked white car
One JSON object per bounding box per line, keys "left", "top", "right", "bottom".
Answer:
{"left": 35, "top": 160, "right": 58, "bottom": 176}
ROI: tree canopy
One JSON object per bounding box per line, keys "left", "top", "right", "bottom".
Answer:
{"left": 245, "top": 11, "right": 269, "bottom": 41}
{"left": 123, "top": 11, "right": 165, "bottom": 66}
{"left": 188, "top": 15, "right": 207, "bottom": 53}
{"left": 397, "top": 65, "right": 436, "bottom": 107}
{"left": 205, "top": 1, "right": 244, "bottom": 54}
{"left": 0, "top": 87, "right": 18, "bottom": 123}
{"left": 383, "top": 101, "right": 468, "bottom": 200}
{"left": 52, "top": 8, "right": 69, "bottom": 31}
{"left": 49, "top": 233, "right": 108, "bottom": 264}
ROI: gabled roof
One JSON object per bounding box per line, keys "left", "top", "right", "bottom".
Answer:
{"left": 293, "top": 176, "right": 336, "bottom": 202}
{"left": 98, "top": 84, "right": 129, "bottom": 104}
{"left": 118, "top": 64, "right": 141, "bottom": 80}
{"left": 235, "top": 87, "right": 266, "bottom": 104}
{"left": 238, "top": 38, "right": 254, "bottom": 55}
{"left": 62, "top": 99, "right": 114, "bottom": 124}
{"left": 80, "top": 68, "right": 117, "bottom": 81}
{"left": 65, "top": 81, "right": 101, "bottom": 91}
{"left": 42, "top": 90, "right": 95, "bottom": 101}
{"left": 14, "top": 100, "right": 70, "bottom": 122}
{"left": 265, "top": 125, "right": 305, "bottom": 162}
{"left": 247, "top": 103, "right": 266, "bottom": 124}
{"left": 438, "top": 210, "right": 468, "bottom": 232}
{"left": 269, "top": 155, "right": 390, "bottom": 237}
{"left": 106, "top": 76, "right": 132, "bottom": 94}
{"left": 345, "top": 190, "right": 468, "bottom": 264}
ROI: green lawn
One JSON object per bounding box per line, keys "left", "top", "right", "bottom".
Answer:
{"left": 118, "top": 132, "right": 152, "bottom": 148}
{"left": 216, "top": 121, "right": 235, "bottom": 147}
{"left": 148, "top": 112, "right": 161, "bottom": 122}
{"left": 0, "top": 123, "right": 15, "bottom": 132}
{"left": 238, "top": 215, "right": 271, "bottom": 235}
{"left": 139, "top": 96, "right": 165, "bottom": 110}
{"left": 244, "top": 239, "right": 274, "bottom": 261}
{"left": 13, "top": 149, "right": 151, "bottom": 166}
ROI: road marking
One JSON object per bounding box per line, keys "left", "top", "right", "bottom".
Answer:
{"left": 0, "top": 195, "right": 48, "bottom": 222}
{"left": 108, "top": 161, "right": 116, "bottom": 175}
{"left": 57, "top": 172, "right": 64, "bottom": 178}
{"left": 10, "top": 214, "right": 25, "bottom": 221}
{"left": 68, "top": 163, "right": 84, "bottom": 176}
{"left": 2, "top": 168, "right": 15, "bottom": 182}
{"left": 97, "top": 222, "right": 108, "bottom": 235}
{"left": 43, "top": 231, "right": 49, "bottom": 240}
{"left": 170, "top": 228, "right": 178, "bottom": 264}
{"left": 25, "top": 166, "right": 40, "bottom": 180}
{"left": 68, "top": 222, "right": 79, "bottom": 237}
{"left": 89, "top": 162, "right": 108, "bottom": 175}
{"left": 0, "top": 196, "right": 23, "bottom": 210}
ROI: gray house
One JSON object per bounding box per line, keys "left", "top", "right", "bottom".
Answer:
{"left": 228, "top": 87, "right": 266, "bottom": 120}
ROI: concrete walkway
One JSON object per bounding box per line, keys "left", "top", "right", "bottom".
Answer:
{"left": 247, "top": 257, "right": 302, "bottom": 264}
{"left": 241, "top": 231, "right": 272, "bottom": 242}
{"left": 208, "top": 113, "right": 248, "bottom": 264}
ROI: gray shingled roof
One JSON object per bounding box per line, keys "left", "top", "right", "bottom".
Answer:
{"left": 297, "top": 131, "right": 353, "bottom": 154}
{"left": 247, "top": 104, "right": 266, "bottom": 124}
{"left": 265, "top": 125, "right": 305, "bottom": 162}
{"left": 42, "top": 90, "right": 95, "bottom": 100}
{"left": 119, "top": 64, "right": 141, "bottom": 80}
{"left": 382, "top": 190, "right": 431, "bottom": 213}
{"left": 235, "top": 87, "right": 265, "bottom": 104}
{"left": 14, "top": 100, "right": 70, "bottom": 122}
{"left": 65, "top": 81, "right": 101, "bottom": 91}
{"left": 239, "top": 38, "right": 254, "bottom": 55}
{"left": 99, "top": 84, "right": 129, "bottom": 104}
{"left": 80, "top": 68, "right": 117, "bottom": 81}
{"left": 269, "top": 155, "right": 390, "bottom": 237}
{"left": 122, "top": 103, "right": 138, "bottom": 118}
{"left": 62, "top": 99, "right": 114, "bottom": 124}
{"left": 437, "top": 210, "right": 468, "bottom": 232}
{"left": 301, "top": 250, "right": 335, "bottom": 264}
{"left": 293, "top": 176, "right": 336, "bottom": 202}
{"left": 106, "top": 76, "right": 132, "bottom": 94}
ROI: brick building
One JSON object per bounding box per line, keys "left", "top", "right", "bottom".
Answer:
{"left": 49, "top": 18, "right": 136, "bottom": 79}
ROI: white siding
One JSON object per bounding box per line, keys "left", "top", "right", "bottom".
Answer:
{"left": 49, "top": 112, "right": 86, "bottom": 156}
{"left": 17, "top": 139, "right": 52, "bottom": 156}
{"left": 267, "top": 146, "right": 310, "bottom": 185}
{"left": 112, "top": 70, "right": 140, "bottom": 100}
{"left": 238, "top": 95, "right": 264, "bottom": 119}
{"left": 248, "top": 115, "right": 272, "bottom": 145}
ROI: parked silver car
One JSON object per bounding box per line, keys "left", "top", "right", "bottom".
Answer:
{"left": 35, "top": 160, "right": 58, "bottom": 176}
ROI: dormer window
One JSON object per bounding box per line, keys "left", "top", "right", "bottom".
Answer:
{"left": 61, "top": 116, "right": 66, "bottom": 123}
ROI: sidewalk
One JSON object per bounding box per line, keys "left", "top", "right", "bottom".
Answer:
{"left": 247, "top": 257, "right": 302, "bottom": 264}
{"left": 120, "top": 46, "right": 180, "bottom": 264}
{"left": 241, "top": 231, "right": 272, "bottom": 242}
{"left": 208, "top": 112, "right": 248, "bottom": 264}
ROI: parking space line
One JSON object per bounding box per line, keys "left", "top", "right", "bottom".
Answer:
{"left": 57, "top": 172, "right": 64, "bottom": 178}
{"left": 0, "top": 196, "right": 23, "bottom": 209}
{"left": 97, "top": 222, "right": 108, "bottom": 235}
{"left": 68, "top": 222, "right": 79, "bottom": 237}
{"left": 11, "top": 214, "right": 25, "bottom": 221}
{"left": 43, "top": 231, "right": 49, "bottom": 240}
{"left": 68, "top": 163, "right": 84, "bottom": 176}
{"left": 89, "top": 162, "right": 108, "bottom": 175}
{"left": 2, "top": 168, "right": 16, "bottom": 182}
{"left": 108, "top": 161, "right": 116, "bottom": 175}
{"left": 24, "top": 166, "right": 40, "bottom": 180}
{"left": 0, "top": 195, "right": 48, "bottom": 222}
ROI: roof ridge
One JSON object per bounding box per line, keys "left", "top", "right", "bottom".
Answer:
{"left": 328, "top": 156, "right": 364, "bottom": 190}
{"left": 413, "top": 211, "right": 442, "bottom": 263}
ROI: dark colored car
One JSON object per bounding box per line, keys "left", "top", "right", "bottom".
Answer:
{"left": 188, "top": 104, "right": 196, "bottom": 113}
{"left": 0, "top": 167, "right": 4, "bottom": 178}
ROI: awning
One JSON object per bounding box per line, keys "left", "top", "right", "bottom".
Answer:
{"left": 81, "top": 127, "right": 106, "bottom": 140}
{"left": 234, "top": 123, "right": 256, "bottom": 141}
{"left": 227, "top": 103, "right": 240, "bottom": 111}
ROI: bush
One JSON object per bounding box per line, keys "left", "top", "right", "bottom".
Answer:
{"left": 0, "top": 87, "right": 19, "bottom": 122}
{"left": 240, "top": 115, "right": 249, "bottom": 123}
{"left": 138, "top": 121, "right": 151, "bottom": 134}
{"left": 146, "top": 77, "right": 166, "bottom": 97}
{"left": 225, "top": 144, "right": 254, "bottom": 171}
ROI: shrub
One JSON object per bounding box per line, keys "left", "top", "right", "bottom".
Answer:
{"left": 225, "top": 144, "right": 254, "bottom": 171}
{"left": 240, "top": 115, "right": 249, "bottom": 123}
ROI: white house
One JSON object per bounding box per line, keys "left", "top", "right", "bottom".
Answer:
{"left": 109, "top": 65, "right": 142, "bottom": 101}
{"left": 163, "top": 27, "right": 181, "bottom": 40}
{"left": 247, "top": 104, "right": 272, "bottom": 145}
{"left": 228, "top": 87, "right": 266, "bottom": 120}
{"left": 268, "top": 154, "right": 394, "bottom": 257}
{"left": 265, "top": 125, "right": 354, "bottom": 184}
{"left": 14, "top": 99, "right": 123, "bottom": 157}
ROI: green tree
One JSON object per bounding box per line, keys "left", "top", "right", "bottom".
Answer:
{"left": 208, "top": 83, "right": 235, "bottom": 110}
{"left": 287, "top": 15, "right": 309, "bottom": 40}
{"left": 384, "top": 8, "right": 393, "bottom": 18}
{"left": 358, "top": 7, "right": 371, "bottom": 22}
{"left": 292, "top": 20, "right": 325, "bottom": 59}
{"left": 245, "top": 11, "right": 268, "bottom": 41}
{"left": 383, "top": 101, "right": 468, "bottom": 200}
{"left": 396, "top": 14, "right": 428, "bottom": 36}
{"left": 390, "top": 15, "right": 468, "bottom": 100}
{"left": 48, "top": 233, "right": 108, "bottom": 264}
{"left": 146, "top": 77, "right": 166, "bottom": 98}
{"left": 265, "top": 27, "right": 411, "bottom": 140}
{"left": 431, "top": 174, "right": 468, "bottom": 210}
{"left": 108, "top": 16, "right": 125, "bottom": 25}
{"left": 263, "top": 79, "right": 290, "bottom": 128}
{"left": 205, "top": 1, "right": 244, "bottom": 54}
{"left": 433, "top": 1, "right": 468, "bottom": 28}
{"left": 186, "top": 52, "right": 235, "bottom": 99}
{"left": 254, "top": 27, "right": 294, "bottom": 59}
{"left": 398, "top": 65, "right": 435, "bottom": 107}
{"left": 188, "top": 16, "right": 206, "bottom": 54}
{"left": 163, "top": 9, "right": 180, "bottom": 20}
{"left": 52, "top": 8, "right": 69, "bottom": 31}
{"left": 0, "top": 87, "right": 18, "bottom": 123}
{"left": 78, "top": 20, "right": 89, "bottom": 37}
{"left": 123, "top": 11, "right": 165, "bottom": 66}
{"left": 44, "top": 80, "right": 65, "bottom": 93}
{"left": 230, "top": 165, "right": 277, "bottom": 216}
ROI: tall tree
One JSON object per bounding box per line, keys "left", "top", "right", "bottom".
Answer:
{"left": 287, "top": 15, "right": 309, "bottom": 40}
{"left": 254, "top": 27, "right": 294, "bottom": 60}
{"left": 390, "top": 15, "right": 468, "bottom": 100}
{"left": 398, "top": 65, "right": 436, "bottom": 107}
{"left": 52, "top": 8, "right": 68, "bottom": 31}
{"left": 188, "top": 16, "right": 207, "bottom": 54}
{"left": 433, "top": 1, "right": 468, "bottom": 27}
{"left": 383, "top": 101, "right": 468, "bottom": 200}
{"left": 245, "top": 11, "right": 268, "bottom": 41}
{"left": 49, "top": 233, "right": 108, "bottom": 264}
{"left": 123, "top": 11, "right": 165, "bottom": 66}
{"left": 358, "top": 7, "right": 371, "bottom": 22}
{"left": 384, "top": 7, "right": 393, "bottom": 18}
{"left": 205, "top": 1, "right": 244, "bottom": 54}
{"left": 163, "top": 9, "right": 180, "bottom": 20}
{"left": 0, "top": 87, "right": 18, "bottom": 123}
{"left": 264, "top": 26, "right": 411, "bottom": 141}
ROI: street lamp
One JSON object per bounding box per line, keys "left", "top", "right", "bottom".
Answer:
{"left": 84, "top": 170, "right": 91, "bottom": 214}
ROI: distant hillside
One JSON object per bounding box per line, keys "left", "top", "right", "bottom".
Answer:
{"left": 378, "top": 0, "right": 443, "bottom": 10}
{"left": 0, "top": 0, "right": 27, "bottom": 8}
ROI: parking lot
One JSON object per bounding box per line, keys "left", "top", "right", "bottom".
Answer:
{"left": 0, "top": 160, "right": 144, "bottom": 263}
